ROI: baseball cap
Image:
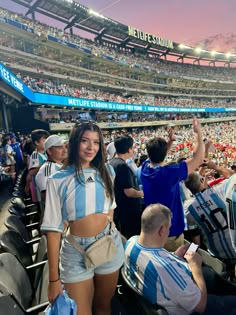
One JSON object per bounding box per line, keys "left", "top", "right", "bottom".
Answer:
{"left": 10, "top": 134, "right": 16, "bottom": 139}
{"left": 44, "top": 135, "right": 65, "bottom": 151}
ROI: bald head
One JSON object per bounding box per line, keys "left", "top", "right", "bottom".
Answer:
{"left": 141, "top": 203, "right": 171, "bottom": 234}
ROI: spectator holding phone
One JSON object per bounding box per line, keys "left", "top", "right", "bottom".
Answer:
{"left": 124, "top": 203, "right": 236, "bottom": 315}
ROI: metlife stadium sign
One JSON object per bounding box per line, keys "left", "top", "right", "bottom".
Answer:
{"left": 1, "top": 62, "right": 235, "bottom": 113}
{"left": 33, "top": 94, "right": 229, "bottom": 113}
{"left": 128, "top": 26, "right": 174, "bottom": 49}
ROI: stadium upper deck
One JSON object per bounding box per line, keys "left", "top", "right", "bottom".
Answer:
{"left": 1, "top": 6, "right": 236, "bottom": 86}
{"left": 0, "top": 3, "right": 236, "bottom": 134}
{"left": 5, "top": 0, "right": 236, "bottom": 66}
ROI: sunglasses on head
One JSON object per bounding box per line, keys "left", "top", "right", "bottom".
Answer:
{"left": 75, "top": 120, "right": 97, "bottom": 126}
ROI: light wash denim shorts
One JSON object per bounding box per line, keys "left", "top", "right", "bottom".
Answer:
{"left": 59, "top": 222, "right": 125, "bottom": 283}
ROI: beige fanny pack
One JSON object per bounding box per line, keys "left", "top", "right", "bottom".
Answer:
{"left": 66, "top": 219, "right": 117, "bottom": 269}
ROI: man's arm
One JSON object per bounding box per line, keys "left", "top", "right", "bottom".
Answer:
{"left": 204, "top": 139, "right": 216, "bottom": 159}
{"left": 207, "top": 160, "right": 234, "bottom": 179}
{"left": 117, "top": 163, "right": 144, "bottom": 199}
{"left": 29, "top": 167, "right": 40, "bottom": 176}
{"left": 185, "top": 252, "right": 207, "bottom": 313}
{"left": 166, "top": 128, "right": 176, "bottom": 153}
{"left": 41, "top": 190, "right": 46, "bottom": 202}
{"left": 186, "top": 117, "right": 204, "bottom": 175}
{"left": 124, "top": 188, "right": 144, "bottom": 198}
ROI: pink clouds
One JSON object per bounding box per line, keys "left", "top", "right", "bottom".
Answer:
{"left": 79, "top": 0, "right": 236, "bottom": 45}
{"left": 1, "top": 0, "right": 235, "bottom": 49}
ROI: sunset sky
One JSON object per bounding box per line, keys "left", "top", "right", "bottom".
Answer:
{"left": 1, "top": 0, "right": 236, "bottom": 47}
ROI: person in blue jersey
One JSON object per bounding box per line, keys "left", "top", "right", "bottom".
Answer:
{"left": 41, "top": 122, "right": 124, "bottom": 315}
{"left": 124, "top": 203, "right": 236, "bottom": 315}
{"left": 141, "top": 117, "right": 204, "bottom": 251}
{"left": 185, "top": 167, "right": 236, "bottom": 261}
{"left": 10, "top": 134, "right": 24, "bottom": 174}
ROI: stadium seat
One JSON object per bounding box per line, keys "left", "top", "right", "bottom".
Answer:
{"left": 11, "top": 197, "right": 35, "bottom": 210}
{"left": 0, "top": 252, "right": 49, "bottom": 315}
{"left": 198, "top": 247, "right": 227, "bottom": 276}
{"left": 0, "top": 292, "right": 25, "bottom": 315}
{"left": 8, "top": 198, "right": 39, "bottom": 225}
{"left": 0, "top": 230, "right": 47, "bottom": 288}
{"left": 120, "top": 268, "right": 169, "bottom": 315}
{"left": 4, "top": 215, "right": 40, "bottom": 244}
{"left": 12, "top": 170, "right": 28, "bottom": 199}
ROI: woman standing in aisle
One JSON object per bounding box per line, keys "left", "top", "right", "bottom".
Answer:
{"left": 41, "top": 121, "right": 124, "bottom": 315}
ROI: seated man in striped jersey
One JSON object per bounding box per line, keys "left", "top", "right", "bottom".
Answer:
{"left": 124, "top": 203, "right": 236, "bottom": 315}
{"left": 185, "top": 170, "right": 236, "bottom": 261}
{"left": 224, "top": 173, "right": 236, "bottom": 252}
{"left": 36, "top": 135, "right": 67, "bottom": 216}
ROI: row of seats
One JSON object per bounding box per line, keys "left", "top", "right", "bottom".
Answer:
{"left": 0, "top": 170, "right": 49, "bottom": 315}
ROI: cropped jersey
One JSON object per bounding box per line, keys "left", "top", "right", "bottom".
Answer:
{"left": 41, "top": 164, "right": 116, "bottom": 232}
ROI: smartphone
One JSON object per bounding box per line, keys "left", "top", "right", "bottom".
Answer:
{"left": 184, "top": 243, "right": 199, "bottom": 258}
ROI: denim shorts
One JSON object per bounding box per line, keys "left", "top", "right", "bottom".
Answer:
{"left": 59, "top": 222, "right": 125, "bottom": 283}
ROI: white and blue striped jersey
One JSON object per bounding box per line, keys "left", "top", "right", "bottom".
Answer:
{"left": 225, "top": 174, "right": 236, "bottom": 251}
{"left": 29, "top": 151, "right": 47, "bottom": 170}
{"left": 180, "top": 181, "right": 192, "bottom": 204}
{"left": 187, "top": 180, "right": 236, "bottom": 260}
{"left": 124, "top": 236, "right": 201, "bottom": 315}
{"left": 41, "top": 164, "right": 116, "bottom": 233}
{"left": 180, "top": 182, "right": 192, "bottom": 231}
{"left": 35, "top": 161, "right": 62, "bottom": 193}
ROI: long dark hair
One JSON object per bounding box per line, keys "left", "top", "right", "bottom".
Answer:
{"left": 63, "top": 122, "right": 114, "bottom": 203}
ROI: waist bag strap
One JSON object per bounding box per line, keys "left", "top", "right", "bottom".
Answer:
{"left": 66, "top": 217, "right": 115, "bottom": 254}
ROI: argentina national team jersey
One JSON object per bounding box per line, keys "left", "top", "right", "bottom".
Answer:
{"left": 35, "top": 161, "right": 62, "bottom": 193}
{"left": 124, "top": 236, "right": 200, "bottom": 315}
{"left": 41, "top": 164, "right": 116, "bottom": 232}
{"left": 188, "top": 181, "right": 236, "bottom": 260}
{"left": 29, "top": 151, "right": 47, "bottom": 169}
{"left": 225, "top": 174, "right": 236, "bottom": 251}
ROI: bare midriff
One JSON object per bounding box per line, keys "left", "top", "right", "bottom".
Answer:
{"left": 68, "top": 211, "right": 113, "bottom": 237}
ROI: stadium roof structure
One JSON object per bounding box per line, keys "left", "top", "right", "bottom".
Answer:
{"left": 9, "top": 0, "right": 236, "bottom": 65}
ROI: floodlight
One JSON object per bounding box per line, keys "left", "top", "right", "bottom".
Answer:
{"left": 195, "top": 47, "right": 202, "bottom": 53}
{"left": 89, "top": 9, "right": 104, "bottom": 19}
{"left": 178, "top": 44, "right": 191, "bottom": 50}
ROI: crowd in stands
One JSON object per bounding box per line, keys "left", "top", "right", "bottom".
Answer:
{"left": 1, "top": 120, "right": 235, "bottom": 181}
{"left": 1, "top": 117, "right": 236, "bottom": 314}
{"left": 41, "top": 110, "right": 234, "bottom": 124}
{"left": 1, "top": 6, "right": 236, "bottom": 84}
{"left": 2, "top": 38, "right": 236, "bottom": 98}
{"left": 3, "top": 50, "right": 236, "bottom": 99}
{"left": 103, "top": 121, "right": 236, "bottom": 167}
{"left": 12, "top": 73, "right": 236, "bottom": 108}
